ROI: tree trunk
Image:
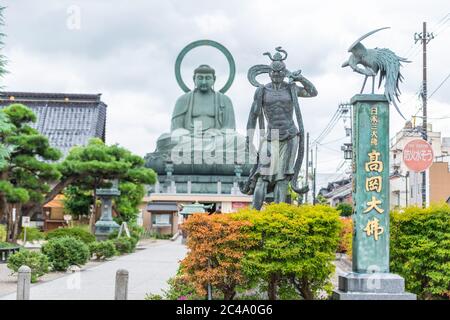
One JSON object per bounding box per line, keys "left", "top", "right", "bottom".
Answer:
{"left": 267, "top": 273, "right": 279, "bottom": 300}
{"left": 89, "top": 183, "right": 98, "bottom": 234}
{"left": 21, "top": 176, "right": 78, "bottom": 220}
{"left": 300, "top": 283, "right": 314, "bottom": 300}
{"left": 11, "top": 203, "right": 22, "bottom": 242}
{"left": 6, "top": 204, "right": 15, "bottom": 243}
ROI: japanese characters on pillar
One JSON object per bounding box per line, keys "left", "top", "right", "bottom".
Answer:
{"left": 352, "top": 95, "right": 390, "bottom": 274}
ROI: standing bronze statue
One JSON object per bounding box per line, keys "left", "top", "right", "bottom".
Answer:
{"left": 240, "top": 47, "right": 318, "bottom": 210}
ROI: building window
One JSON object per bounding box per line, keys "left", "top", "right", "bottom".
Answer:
{"left": 152, "top": 214, "right": 171, "bottom": 226}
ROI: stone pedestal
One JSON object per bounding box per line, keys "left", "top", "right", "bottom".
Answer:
{"left": 333, "top": 273, "right": 416, "bottom": 300}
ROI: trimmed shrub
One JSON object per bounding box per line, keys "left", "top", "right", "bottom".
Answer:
{"left": 89, "top": 240, "right": 117, "bottom": 260}
{"left": 180, "top": 214, "right": 255, "bottom": 300}
{"left": 233, "top": 203, "right": 342, "bottom": 300}
{"left": 41, "top": 236, "right": 90, "bottom": 271}
{"left": 337, "top": 217, "right": 353, "bottom": 257}
{"left": 19, "top": 227, "right": 45, "bottom": 242}
{"left": 390, "top": 204, "right": 450, "bottom": 300}
{"left": 336, "top": 203, "right": 353, "bottom": 217}
{"left": 0, "top": 241, "right": 17, "bottom": 249}
{"left": 113, "top": 236, "right": 137, "bottom": 254}
{"left": 145, "top": 266, "right": 203, "bottom": 300}
{"left": 45, "top": 227, "right": 95, "bottom": 244}
{"left": 7, "top": 249, "right": 49, "bottom": 282}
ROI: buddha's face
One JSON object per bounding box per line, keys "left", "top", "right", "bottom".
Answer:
{"left": 194, "top": 72, "right": 215, "bottom": 92}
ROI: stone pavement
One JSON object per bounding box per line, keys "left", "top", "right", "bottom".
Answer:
{"left": 0, "top": 238, "right": 187, "bottom": 300}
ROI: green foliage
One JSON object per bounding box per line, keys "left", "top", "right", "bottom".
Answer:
{"left": 113, "top": 236, "right": 138, "bottom": 254}
{"left": 41, "top": 236, "right": 90, "bottom": 271}
{"left": 390, "top": 204, "right": 450, "bottom": 300}
{"left": 0, "top": 104, "right": 61, "bottom": 240}
{"left": 147, "top": 232, "right": 172, "bottom": 240}
{"left": 336, "top": 203, "right": 353, "bottom": 217}
{"left": 63, "top": 186, "right": 92, "bottom": 218}
{"left": 19, "top": 227, "right": 44, "bottom": 242}
{"left": 88, "top": 240, "right": 117, "bottom": 260}
{"left": 45, "top": 227, "right": 95, "bottom": 244}
{"left": 60, "top": 139, "right": 157, "bottom": 223}
{"left": 0, "top": 111, "right": 15, "bottom": 170}
{"left": 144, "top": 293, "right": 163, "bottom": 300}
{"left": 0, "top": 241, "right": 17, "bottom": 248}
{"left": 233, "top": 203, "right": 342, "bottom": 300}
{"left": 315, "top": 194, "right": 329, "bottom": 205}
{"left": 7, "top": 249, "right": 49, "bottom": 283}
{"left": 114, "top": 182, "right": 145, "bottom": 224}
{"left": 146, "top": 267, "right": 203, "bottom": 300}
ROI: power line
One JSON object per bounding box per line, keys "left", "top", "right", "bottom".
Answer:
{"left": 429, "top": 72, "right": 450, "bottom": 98}
{"left": 311, "top": 107, "right": 342, "bottom": 145}
{"left": 319, "top": 136, "right": 347, "bottom": 145}
{"left": 311, "top": 103, "right": 350, "bottom": 146}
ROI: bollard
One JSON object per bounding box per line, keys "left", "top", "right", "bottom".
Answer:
{"left": 115, "top": 269, "right": 129, "bottom": 300}
{"left": 17, "top": 265, "right": 31, "bottom": 300}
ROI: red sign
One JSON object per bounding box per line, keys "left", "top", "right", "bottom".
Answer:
{"left": 232, "top": 202, "right": 249, "bottom": 210}
{"left": 403, "top": 139, "right": 434, "bottom": 172}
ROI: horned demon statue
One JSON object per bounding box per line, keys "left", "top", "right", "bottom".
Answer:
{"left": 342, "top": 27, "right": 410, "bottom": 119}
{"left": 239, "top": 47, "right": 317, "bottom": 210}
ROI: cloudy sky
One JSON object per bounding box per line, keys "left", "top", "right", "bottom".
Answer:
{"left": 1, "top": 0, "right": 449, "bottom": 179}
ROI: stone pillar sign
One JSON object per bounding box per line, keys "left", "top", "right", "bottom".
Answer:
{"left": 352, "top": 94, "right": 390, "bottom": 273}
{"left": 333, "top": 95, "right": 415, "bottom": 300}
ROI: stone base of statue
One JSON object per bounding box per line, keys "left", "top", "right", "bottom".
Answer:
{"left": 333, "top": 272, "right": 416, "bottom": 300}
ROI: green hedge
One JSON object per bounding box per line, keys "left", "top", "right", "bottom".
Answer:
{"left": 89, "top": 240, "right": 117, "bottom": 260}
{"left": 46, "top": 227, "right": 95, "bottom": 244}
{"left": 336, "top": 203, "right": 353, "bottom": 217}
{"left": 233, "top": 203, "right": 342, "bottom": 300}
{"left": 19, "top": 227, "right": 45, "bottom": 242}
{"left": 0, "top": 241, "right": 17, "bottom": 249}
{"left": 113, "top": 236, "right": 138, "bottom": 254}
{"left": 391, "top": 204, "right": 450, "bottom": 300}
{"left": 41, "top": 236, "right": 90, "bottom": 271}
{"left": 7, "top": 249, "right": 49, "bottom": 283}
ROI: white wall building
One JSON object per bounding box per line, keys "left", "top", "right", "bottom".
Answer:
{"left": 390, "top": 122, "right": 450, "bottom": 209}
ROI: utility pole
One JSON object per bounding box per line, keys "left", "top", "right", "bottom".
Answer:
{"left": 414, "top": 22, "right": 434, "bottom": 208}
{"left": 311, "top": 147, "right": 315, "bottom": 204}
{"left": 313, "top": 144, "right": 318, "bottom": 204}
{"left": 305, "top": 132, "right": 309, "bottom": 204}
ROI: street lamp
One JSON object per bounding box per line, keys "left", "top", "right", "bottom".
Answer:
{"left": 341, "top": 143, "right": 353, "bottom": 160}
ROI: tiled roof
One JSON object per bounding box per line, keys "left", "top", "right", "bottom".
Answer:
{"left": 0, "top": 91, "right": 107, "bottom": 159}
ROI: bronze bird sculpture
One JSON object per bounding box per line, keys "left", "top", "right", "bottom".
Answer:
{"left": 342, "top": 27, "right": 410, "bottom": 119}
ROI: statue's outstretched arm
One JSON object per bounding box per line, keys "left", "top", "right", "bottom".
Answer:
{"left": 293, "top": 73, "right": 318, "bottom": 97}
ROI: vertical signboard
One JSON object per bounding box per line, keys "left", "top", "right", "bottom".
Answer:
{"left": 352, "top": 94, "right": 389, "bottom": 273}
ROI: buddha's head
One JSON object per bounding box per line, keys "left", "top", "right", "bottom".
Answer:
{"left": 193, "top": 64, "right": 216, "bottom": 93}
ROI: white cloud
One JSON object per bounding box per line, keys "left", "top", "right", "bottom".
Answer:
{"left": 1, "top": 0, "right": 449, "bottom": 174}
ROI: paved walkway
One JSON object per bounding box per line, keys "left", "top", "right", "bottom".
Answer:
{"left": 0, "top": 238, "right": 187, "bottom": 300}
